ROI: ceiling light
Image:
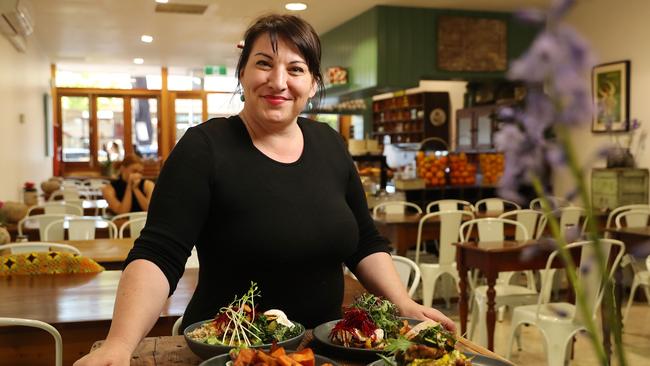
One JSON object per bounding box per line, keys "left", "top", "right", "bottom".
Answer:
{"left": 133, "top": 58, "right": 144, "bottom": 64}
{"left": 155, "top": 0, "right": 169, "bottom": 3}
{"left": 285, "top": 2, "right": 307, "bottom": 11}
{"left": 141, "top": 35, "right": 154, "bottom": 43}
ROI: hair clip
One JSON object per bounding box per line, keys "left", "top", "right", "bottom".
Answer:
{"left": 237, "top": 40, "right": 245, "bottom": 49}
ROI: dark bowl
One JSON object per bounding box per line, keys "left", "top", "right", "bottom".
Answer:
{"left": 184, "top": 319, "right": 306, "bottom": 360}
{"left": 367, "top": 352, "right": 512, "bottom": 366}
{"left": 199, "top": 351, "right": 339, "bottom": 366}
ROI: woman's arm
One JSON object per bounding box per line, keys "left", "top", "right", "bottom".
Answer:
{"left": 73, "top": 259, "right": 170, "bottom": 365}
{"left": 102, "top": 183, "right": 133, "bottom": 215}
{"left": 133, "top": 180, "right": 154, "bottom": 211}
{"left": 354, "top": 252, "right": 457, "bottom": 332}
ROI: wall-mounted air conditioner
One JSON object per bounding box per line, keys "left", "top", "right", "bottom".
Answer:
{"left": 0, "top": 0, "right": 34, "bottom": 52}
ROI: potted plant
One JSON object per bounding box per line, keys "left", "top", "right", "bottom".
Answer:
{"left": 23, "top": 181, "right": 38, "bottom": 206}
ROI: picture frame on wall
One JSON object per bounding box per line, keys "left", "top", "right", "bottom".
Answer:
{"left": 592, "top": 60, "right": 630, "bottom": 132}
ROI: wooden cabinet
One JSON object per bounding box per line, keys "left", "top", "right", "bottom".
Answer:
{"left": 591, "top": 168, "right": 649, "bottom": 210}
{"left": 372, "top": 92, "right": 450, "bottom": 145}
{"left": 455, "top": 105, "right": 498, "bottom": 151}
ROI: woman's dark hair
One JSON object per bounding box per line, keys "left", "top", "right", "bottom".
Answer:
{"left": 236, "top": 14, "right": 324, "bottom": 106}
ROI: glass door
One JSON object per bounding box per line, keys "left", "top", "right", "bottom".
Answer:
{"left": 131, "top": 97, "right": 160, "bottom": 159}
{"left": 97, "top": 97, "right": 125, "bottom": 163}
{"left": 172, "top": 93, "right": 205, "bottom": 143}
{"left": 60, "top": 95, "right": 91, "bottom": 168}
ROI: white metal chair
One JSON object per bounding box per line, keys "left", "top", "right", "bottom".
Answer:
{"left": 372, "top": 201, "right": 422, "bottom": 216}
{"left": 459, "top": 218, "right": 539, "bottom": 347}
{"left": 0, "top": 317, "right": 63, "bottom": 366}
{"left": 0, "top": 242, "right": 81, "bottom": 255}
{"left": 392, "top": 255, "right": 421, "bottom": 298}
{"left": 475, "top": 198, "right": 521, "bottom": 215}
{"left": 425, "top": 199, "right": 474, "bottom": 213}
{"left": 110, "top": 211, "right": 147, "bottom": 224}
{"left": 172, "top": 316, "right": 184, "bottom": 336}
{"left": 48, "top": 188, "right": 86, "bottom": 202}
{"left": 614, "top": 209, "right": 650, "bottom": 322}
{"left": 186, "top": 247, "right": 199, "bottom": 269}
{"left": 604, "top": 204, "right": 650, "bottom": 232}
{"left": 43, "top": 217, "right": 117, "bottom": 241}
{"left": 118, "top": 217, "right": 147, "bottom": 239}
{"left": 416, "top": 210, "right": 475, "bottom": 308}
{"left": 26, "top": 202, "right": 83, "bottom": 216}
{"left": 498, "top": 210, "right": 548, "bottom": 286}
{"left": 529, "top": 196, "right": 570, "bottom": 211}
{"left": 557, "top": 206, "right": 588, "bottom": 237}
{"left": 17, "top": 213, "right": 78, "bottom": 240}
{"left": 507, "top": 239, "right": 625, "bottom": 366}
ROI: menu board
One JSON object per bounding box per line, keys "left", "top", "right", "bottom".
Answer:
{"left": 437, "top": 16, "right": 507, "bottom": 72}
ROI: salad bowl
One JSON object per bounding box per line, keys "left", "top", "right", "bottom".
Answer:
{"left": 184, "top": 319, "right": 306, "bottom": 360}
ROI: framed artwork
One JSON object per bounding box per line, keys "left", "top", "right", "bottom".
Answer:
{"left": 592, "top": 60, "right": 630, "bottom": 132}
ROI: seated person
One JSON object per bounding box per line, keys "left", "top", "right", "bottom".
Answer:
{"left": 102, "top": 154, "right": 155, "bottom": 214}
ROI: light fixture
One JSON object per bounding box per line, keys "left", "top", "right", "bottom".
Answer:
{"left": 141, "top": 35, "right": 153, "bottom": 43}
{"left": 155, "top": 0, "right": 169, "bottom": 3}
{"left": 133, "top": 58, "right": 144, "bottom": 64}
{"left": 285, "top": 2, "right": 307, "bottom": 11}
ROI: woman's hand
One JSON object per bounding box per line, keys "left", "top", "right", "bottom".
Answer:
{"left": 398, "top": 300, "right": 456, "bottom": 332}
{"left": 73, "top": 340, "right": 132, "bottom": 366}
{"left": 129, "top": 173, "right": 143, "bottom": 188}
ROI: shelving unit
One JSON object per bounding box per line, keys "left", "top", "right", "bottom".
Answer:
{"left": 372, "top": 92, "right": 450, "bottom": 145}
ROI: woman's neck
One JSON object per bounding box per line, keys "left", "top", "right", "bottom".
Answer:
{"left": 238, "top": 111, "right": 304, "bottom": 163}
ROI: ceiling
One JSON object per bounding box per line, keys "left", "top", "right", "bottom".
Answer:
{"left": 26, "top": 0, "right": 549, "bottom": 72}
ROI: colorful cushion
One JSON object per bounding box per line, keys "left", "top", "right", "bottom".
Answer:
{"left": 0, "top": 251, "right": 104, "bottom": 275}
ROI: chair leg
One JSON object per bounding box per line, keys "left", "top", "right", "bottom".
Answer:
{"left": 469, "top": 296, "right": 488, "bottom": 347}
{"left": 420, "top": 269, "right": 440, "bottom": 309}
{"left": 545, "top": 335, "right": 572, "bottom": 366}
{"left": 643, "top": 284, "right": 650, "bottom": 306}
{"left": 506, "top": 322, "right": 521, "bottom": 359}
{"left": 497, "top": 305, "right": 507, "bottom": 322}
{"left": 624, "top": 279, "right": 640, "bottom": 323}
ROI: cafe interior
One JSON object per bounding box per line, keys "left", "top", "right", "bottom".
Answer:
{"left": 0, "top": 0, "right": 649, "bottom": 365}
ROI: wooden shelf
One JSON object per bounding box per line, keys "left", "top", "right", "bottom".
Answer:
{"left": 375, "top": 118, "right": 423, "bottom": 124}
{"left": 373, "top": 131, "right": 424, "bottom": 135}
{"left": 373, "top": 105, "right": 423, "bottom": 112}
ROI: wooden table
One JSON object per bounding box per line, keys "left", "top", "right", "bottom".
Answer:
{"left": 454, "top": 239, "right": 582, "bottom": 351}
{"left": 373, "top": 211, "right": 504, "bottom": 256}
{"left": 56, "top": 237, "right": 135, "bottom": 270}
{"left": 91, "top": 330, "right": 511, "bottom": 366}
{"left": 0, "top": 269, "right": 198, "bottom": 366}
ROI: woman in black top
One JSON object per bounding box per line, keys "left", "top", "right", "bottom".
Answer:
{"left": 102, "top": 154, "right": 155, "bottom": 214}
{"left": 75, "top": 14, "right": 454, "bottom": 366}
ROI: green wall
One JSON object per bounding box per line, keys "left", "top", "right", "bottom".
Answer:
{"left": 320, "top": 6, "right": 539, "bottom": 96}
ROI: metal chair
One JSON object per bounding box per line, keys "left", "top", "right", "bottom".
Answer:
{"left": 425, "top": 199, "right": 474, "bottom": 213}
{"left": 0, "top": 242, "right": 81, "bottom": 255}
{"left": 372, "top": 201, "right": 422, "bottom": 216}
{"left": 17, "top": 213, "right": 78, "bottom": 240}
{"left": 605, "top": 204, "right": 650, "bottom": 231}
{"left": 529, "top": 196, "right": 570, "bottom": 211}
{"left": 118, "top": 217, "right": 147, "bottom": 239}
{"left": 507, "top": 239, "right": 625, "bottom": 366}
{"left": 416, "top": 210, "right": 475, "bottom": 308}
{"left": 43, "top": 217, "right": 117, "bottom": 241}
{"left": 172, "top": 316, "right": 184, "bottom": 336}
{"left": 0, "top": 317, "right": 63, "bottom": 366}
{"left": 475, "top": 198, "right": 521, "bottom": 215}
{"left": 26, "top": 202, "right": 83, "bottom": 216}
{"left": 392, "top": 255, "right": 421, "bottom": 298}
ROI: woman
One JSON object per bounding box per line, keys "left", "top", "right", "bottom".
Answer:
{"left": 75, "top": 14, "right": 454, "bottom": 366}
{"left": 102, "top": 154, "right": 155, "bottom": 214}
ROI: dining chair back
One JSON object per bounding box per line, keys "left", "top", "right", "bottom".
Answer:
{"left": 0, "top": 242, "right": 81, "bottom": 255}
{"left": 119, "top": 217, "right": 147, "bottom": 239}
{"left": 614, "top": 208, "right": 650, "bottom": 228}
{"left": 0, "top": 317, "right": 63, "bottom": 366}
{"left": 499, "top": 209, "right": 547, "bottom": 240}
{"left": 43, "top": 218, "right": 117, "bottom": 241}
{"left": 459, "top": 218, "right": 529, "bottom": 243}
{"left": 172, "top": 316, "right": 184, "bottom": 336}
{"left": 557, "top": 206, "right": 588, "bottom": 236}
{"left": 605, "top": 204, "right": 650, "bottom": 229}
{"left": 392, "top": 255, "right": 421, "bottom": 298}
{"left": 416, "top": 210, "right": 475, "bottom": 308}
{"left": 529, "top": 196, "right": 570, "bottom": 211}
{"left": 48, "top": 188, "right": 85, "bottom": 202}
{"left": 27, "top": 202, "right": 83, "bottom": 216}
{"left": 17, "top": 213, "right": 77, "bottom": 240}
{"left": 425, "top": 199, "right": 474, "bottom": 213}
{"left": 373, "top": 201, "right": 422, "bottom": 216}
{"left": 475, "top": 198, "right": 521, "bottom": 214}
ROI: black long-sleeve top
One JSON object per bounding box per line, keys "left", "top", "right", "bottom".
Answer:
{"left": 125, "top": 116, "right": 390, "bottom": 329}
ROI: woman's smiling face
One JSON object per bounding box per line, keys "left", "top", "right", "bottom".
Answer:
{"left": 239, "top": 33, "right": 317, "bottom": 126}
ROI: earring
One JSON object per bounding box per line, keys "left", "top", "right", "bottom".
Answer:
{"left": 307, "top": 99, "right": 313, "bottom": 110}
{"left": 240, "top": 94, "right": 245, "bottom": 102}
